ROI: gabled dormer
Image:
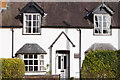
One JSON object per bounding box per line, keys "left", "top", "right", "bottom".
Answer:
{"left": 16, "top": 2, "right": 45, "bottom": 35}
{"left": 85, "top": 3, "right": 114, "bottom": 36}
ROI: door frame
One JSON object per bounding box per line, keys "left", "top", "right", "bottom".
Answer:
{"left": 55, "top": 50, "right": 70, "bottom": 79}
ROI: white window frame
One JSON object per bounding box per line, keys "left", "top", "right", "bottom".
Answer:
{"left": 94, "top": 14, "right": 111, "bottom": 35}
{"left": 23, "top": 54, "right": 45, "bottom": 72}
{"left": 23, "top": 13, "right": 41, "bottom": 35}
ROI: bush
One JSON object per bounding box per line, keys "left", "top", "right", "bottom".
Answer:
{"left": 1, "top": 58, "right": 25, "bottom": 79}
{"left": 81, "top": 50, "right": 119, "bottom": 78}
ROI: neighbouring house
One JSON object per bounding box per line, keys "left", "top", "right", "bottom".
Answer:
{"left": 0, "top": 1, "right": 120, "bottom": 79}
{"left": 0, "top": 0, "right": 8, "bottom": 13}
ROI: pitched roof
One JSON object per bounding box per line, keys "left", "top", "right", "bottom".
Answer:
{"left": 92, "top": 3, "right": 114, "bottom": 15}
{"left": 16, "top": 43, "right": 47, "bottom": 54}
{"left": 1, "top": 2, "right": 119, "bottom": 28}
{"left": 49, "top": 31, "right": 75, "bottom": 48}
{"left": 18, "top": 2, "right": 44, "bottom": 16}
{"left": 85, "top": 43, "right": 117, "bottom": 53}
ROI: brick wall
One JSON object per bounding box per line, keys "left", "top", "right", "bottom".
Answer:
{"left": 24, "top": 75, "right": 60, "bottom": 80}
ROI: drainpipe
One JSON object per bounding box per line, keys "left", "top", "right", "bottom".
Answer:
{"left": 49, "top": 47, "right": 52, "bottom": 74}
{"left": 77, "top": 28, "right": 81, "bottom": 79}
{"left": 11, "top": 28, "right": 14, "bottom": 58}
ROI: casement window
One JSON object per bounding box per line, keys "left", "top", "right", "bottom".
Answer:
{"left": 23, "top": 54, "right": 44, "bottom": 72}
{"left": 94, "top": 14, "right": 111, "bottom": 35}
{"left": 23, "top": 13, "right": 41, "bottom": 34}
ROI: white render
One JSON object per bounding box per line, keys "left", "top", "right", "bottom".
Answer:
{"left": 0, "top": 28, "right": 119, "bottom": 78}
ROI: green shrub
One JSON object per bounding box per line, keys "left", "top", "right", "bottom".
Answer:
{"left": 1, "top": 58, "right": 25, "bottom": 79}
{"left": 81, "top": 50, "right": 119, "bottom": 78}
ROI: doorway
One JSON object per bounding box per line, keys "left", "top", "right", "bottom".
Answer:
{"left": 55, "top": 50, "right": 70, "bottom": 79}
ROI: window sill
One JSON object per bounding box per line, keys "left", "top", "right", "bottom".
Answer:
{"left": 93, "top": 33, "right": 112, "bottom": 36}
{"left": 22, "top": 33, "right": 41, "bottom": 35}
{"left": 25, "top": 71, "right": 46, "bottom": 73}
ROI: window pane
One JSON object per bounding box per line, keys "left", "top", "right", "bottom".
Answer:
{"left": 29, "top": 66, "right": 33, "bottom": 71}
{"left": 26, "top": 27, "right": 31, "bottom": 33}
{"left": 25, "top": 66, "right": 28, "bottom": 71}
{"left": 34, "top": 66, "right": 38, "bottom": 71}
{"left": 34, "top": 60, "right": 38, "bottom": 65}
{"left": 26, "top": 21, "right": 29, "bottom": 26}
{"left": 98, "top": 22, "right": 102, "bottom": 28}
{"left": 103, "top": 29, "right": 110, "bottom": 34}
{"left": 37, "top": 15, "right": 40, "bottom": 20}
{"left": 40, "top": 60, "right": 44, "bottom": 65}
{"left": 103, "top": 22, "right": 106, "bottom": 27}
{"left": 37, "top": 21, "right": 40, "bottom": 26}
{"left": 103, "top": 15, "right": 110, "bottom": 22}
{"left": 58, "top": 56, "right": 61, "bottom": 69}
{"left": 95, "top": 22, "right": 98, "bottom": 28}
{"left": 33, "top": 27, "right": 38, "bottom": 33}
{"left": 98, "top": 16, "right": 102, "bottom": 21}
{"left": 38, "top": 28, "right": 41, "bottom": 33}
{"left": 24, "top": 54, "right": 28, "bottom": 58}
{"left": 29, "top": 54, "right": 33, "bottom": 58}
{"left": 95, "top": 28, "right": 102, "bottom": 33}
{"left": 64, "top": 56, "right": 67, "bottom": 69}
{"left": 24, "top": 60, "right": 28, "bottom": 65}
{"left": 33, "top": 15, "right": 37, "bottom": 20}
{"left": 106, "top": 22, "right": 111, "bottom": 28}
{"left": 33, "top": 27, "right": 36, "bottom": 33}
{"left": 28, "top": 21, "right": 31, "bottom": 26}
{"left": 103, "top": 30, "right": 108, "bottom": 33}
{"left": 29, "top": 60, "right": 33, "bottom": 65}
{"left": 34, "top": 54, "right": 37, "bottom": 59}
{"left": 40, "top": 55, "right": 44, "bottom": 59}
{"left": 95, "top": 16, "right": 102, "bottom": 22}
{"left": 40, "top": 66, "right": 44, "bottom": 71}
{"left": 29, "top": 15, "right": 31, "bottom": 20}
{"left": 26, "top": 21, "right": 31, "bottom": 33}
{"left": 95, "top": 29, "right": 99, "bottom": 33}
{"left": 26, "top": 15, "right": 29, "bottom": 20}
{"left": 95, "top": 16, "right": 98, "bottom": 21}
{"left": 33, "top": 21, "right": 37, "bottom": 26}
{"left": 103, "top": 22, "right": 110, "bottom": 28}
{"left": 99, "top": 29, "right": 102, "bottom": 33}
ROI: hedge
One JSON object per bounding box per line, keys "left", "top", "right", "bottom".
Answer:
{"left": 0, "top": 58, "right": 25, "bottom": 79}
{"left": 81, "top": 50, "right": 119, "bottom": 79}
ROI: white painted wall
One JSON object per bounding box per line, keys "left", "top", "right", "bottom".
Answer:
{"left": 0, "top": 28, "right": 119, "bottom": 78}
{"left": 81, "top": 29, "right": 118, "bottom": 65}
{"left": 0, "top": 29, "right": 12, "bottom": 58}
{"left": 50, "top": 29, "right": 79, "bottom": 78}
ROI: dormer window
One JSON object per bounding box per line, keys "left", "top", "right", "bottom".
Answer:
{"left": 23, "top": 13, "right": 41, "bottom": 34}
{"left": 16, "top": 2, "right": 45, "bottom": 35}
{"left": 85, "top": 3, "right": 114, "bottom": 36}
{"left": 94, "top": 14, "right": 111, "bottom": 35}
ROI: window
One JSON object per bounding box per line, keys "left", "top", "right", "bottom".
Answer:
{"left": 94, "top": 14, "right": 111, "bottom": 35}
{"left": 58, "top": 56, "right": 61, "bottom": 69}
{"left": 23, "top": 54, "right": 44, "bottom": 72}
{"left": 23, "top": 13, "right": 41, "bottom": 34}
{"left": 64, "top": 56, "right": 67, "bottom": 69}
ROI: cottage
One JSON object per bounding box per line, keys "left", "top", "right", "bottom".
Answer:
{"left": 0, "top": 1, "right": 119, "bottom": 79}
